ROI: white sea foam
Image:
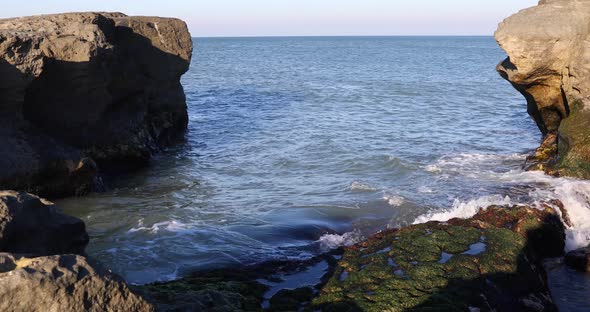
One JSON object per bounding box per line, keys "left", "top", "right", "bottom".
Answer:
{"left": 383, "top": 194, "right": 405, "bottom": 207}
{"left": 128, "top": 220, "right": 188, "bottom": 234}
{"left": 424, "top": 164, "right": 442, "bottom": 173}
{"left": 317, "top": 230, "right": 362, "bottom": 252}
{"left": 349, "top": 181, "right": 377, "bottom": 192}
{"left": 413, "top": 195, "right": 513, "bottom": 224}
{"left": 414, "top": 164, "right": 590, "bottom": 252}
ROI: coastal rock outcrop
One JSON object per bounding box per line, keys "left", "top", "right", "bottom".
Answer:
{"left": 495, "top": 0, "right": 590, "bottom": 178}
{"left": 0, "top": 12, "right": 193, "bottom": 197}
{"left": 144, "top": 205, "right": 564, "bottom": 311}
{"left": 0, "top": 191, "right": 88, "bottom": 255}
{"left": 0, "top": 253, "right": 155, "bottom": 312}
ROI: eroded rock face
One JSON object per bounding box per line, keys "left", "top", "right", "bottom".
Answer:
{"left": 0, "top": 12, "right": 193, "bottom": 197}
{"left": 0, "top": 191, "right": 88, "bottom": 255}
{"left": 495, "top": 0, "right": 590, "bottom": 178}
{"left": 0, "top": 253, "right": 155, "bottom": 312}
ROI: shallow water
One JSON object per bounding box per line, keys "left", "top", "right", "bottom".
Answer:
{"left": 57, "top": 37, "right": 590, "bottom": 292}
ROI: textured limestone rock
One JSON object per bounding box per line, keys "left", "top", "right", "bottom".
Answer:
{"left": 0, "top": 191, "right": 88, "bottom": 256}
{"left": 0, "top": 12, "right": 193, "bottom": 197}
{"left": 495, "top": 0, "right": 590, "bottom": 178}
{"left": 0, "top": 253, "right": 155, "bottom": 312}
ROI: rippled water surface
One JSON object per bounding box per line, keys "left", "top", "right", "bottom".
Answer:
{"left": 59, "top": 37, "right": 553, "bottom": 284}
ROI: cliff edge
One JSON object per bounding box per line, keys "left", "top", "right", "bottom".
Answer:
{"left": 0, "top": 12, "right": 193, "bottom": 197}
{"left": 495, "top": 0, "right": 590, "bottom": 178}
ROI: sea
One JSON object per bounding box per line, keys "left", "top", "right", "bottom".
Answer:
{"left": 57, "top": 36, "right": 590, "bottom": 310}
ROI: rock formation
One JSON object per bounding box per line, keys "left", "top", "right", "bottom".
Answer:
{"left": 0, "top": 253, "right": 154, "bottom": 312}
{"left": 0, "top": 191, "right": 88, "bottom": 255}
{"left": 495, "top": 0, "right": 590, "bottom": 178}
{"left": 0, "top": 12, "right": 193, "bottom": 197}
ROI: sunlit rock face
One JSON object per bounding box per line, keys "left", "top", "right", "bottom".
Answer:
{"left": 0, "top": 12, "right": 193, "bottom": 197}
{"left": 0, "top": 253, "right": 155, "bottom": 312}
{"left": 496, "top": 0, "right": 590, "bottom": 178}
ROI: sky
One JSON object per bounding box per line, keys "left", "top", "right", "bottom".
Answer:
{"left": 1, "top": 1, "right": 539, "bottom": 37}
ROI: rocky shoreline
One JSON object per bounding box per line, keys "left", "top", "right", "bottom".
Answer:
{"left": 1, "top": 1, "right": 590, "bottom": 311}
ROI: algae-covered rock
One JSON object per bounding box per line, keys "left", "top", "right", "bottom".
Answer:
{"left": 311, "top": 206, "right": 563, "bottom": 312}
{"left": 141, "top": 206, "right": 564, "bottom": 312}
{"left": 142, "top": 273, "right": 267, "bottom": 312}
{"left": 557, "top": 101, "right": 590, "bottom": 179}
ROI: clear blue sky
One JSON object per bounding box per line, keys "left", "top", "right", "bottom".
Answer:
{"left": 1, "top": 1, "right": 538, "bottom": 37}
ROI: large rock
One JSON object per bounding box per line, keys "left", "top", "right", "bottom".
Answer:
{"left": 0, "top": 253, "right": 155, "bottom": 312}
{"left": 495, "top": 0, "right": 590, "bottom": 178}
{"left": 0, "top": 191, "right": 88, "bottom": 255}
{"left": 313, "top": 206, "right": 564, "bottom": 312}
{"left": 0, "top": 12, "right": 193, "bottom": 197}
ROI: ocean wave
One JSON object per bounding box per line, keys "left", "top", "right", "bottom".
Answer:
{"left": 413, "top": 195, "right": 513, "bottom": 224}
{"left": 426, "top": 153, "right": 527, "bottom": 175}
{"left": 413, "top": 172, "right": 590, "bottom": 252}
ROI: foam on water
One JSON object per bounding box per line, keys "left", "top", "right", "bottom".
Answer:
{"left": 317, "top": 230, "right": 362, "bottom": 252}
{"left": 383, "top": 194, "right": 405, "bottom": 207}
{"left": 415, "top": 155, "right": 590, "bottom": 252}
{"left": 413, "top": 195, "right": 513, "bottom": 224}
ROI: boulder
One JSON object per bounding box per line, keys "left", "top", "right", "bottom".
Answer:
{"left": 0, "top": 12, "right": 193, "bottom": 197}
{"left": 565, "top": 246, "right": 590, "bottom": 272}
{"left": 0, "top": 191, "right": 88, "bottom": 256}
{"left": 0, "top": 253, "right": 155, "bottom": 312}
{"left": 495, "top": 0, "right": 590, "bottom": 178}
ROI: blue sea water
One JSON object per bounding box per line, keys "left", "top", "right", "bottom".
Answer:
{"left": 59, "top": 36, "right": 547, "bottom": 285}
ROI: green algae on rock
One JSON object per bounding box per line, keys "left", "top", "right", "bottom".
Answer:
{"left": 557, "top": 102, "right": 590, "bottom": 179}
{"left": 140, "top": 206, "right": 564, "bottom": 312}
{"left": 312, "top": 206, "right": 564, "bottom": 312}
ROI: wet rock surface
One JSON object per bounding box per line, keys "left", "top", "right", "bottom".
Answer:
{"left": 312, "top": 206, "right": 563, "bottom": 312}
{"left": 495, "top": 0, "right": 590, "bottom": 178}
{"left": 0, "top": 12, "right": 193, "bottom": 197}
{"left": 565, "top": 245, "right": 590, "bottom": 272}
{"left": 0, "top": 191, "right": 88, "bottom": 256}
{"left": 143, "top": 205, "right": 564, "bottom": 311}
{"left": 0, "top": 253, "right": 155, "bottom": 312}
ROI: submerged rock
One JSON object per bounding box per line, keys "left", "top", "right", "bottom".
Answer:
{"left": 0, "top": 253, "right": 154, "bottom": 312}
{"left": 495, "top": 0, "right": 590, "bottom": 178}
{"left": 0, "top": 191, "right": 88, "bottom": 256}
{"left": 565, "top": 246, "right": 590, "bottom": 272}
{"left": 0, "top": 12, "right": 193, "bottom": 197}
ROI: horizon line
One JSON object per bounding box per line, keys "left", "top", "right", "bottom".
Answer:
{"left": 192, "top": 34, "right": 495, "bottom": 39}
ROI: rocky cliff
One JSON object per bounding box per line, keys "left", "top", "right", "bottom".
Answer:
{"left": 0, "top": 12, "right": 193, "bottom": 197}
{"left": 495, "top": 0, "right": 590, "bottom": 178}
